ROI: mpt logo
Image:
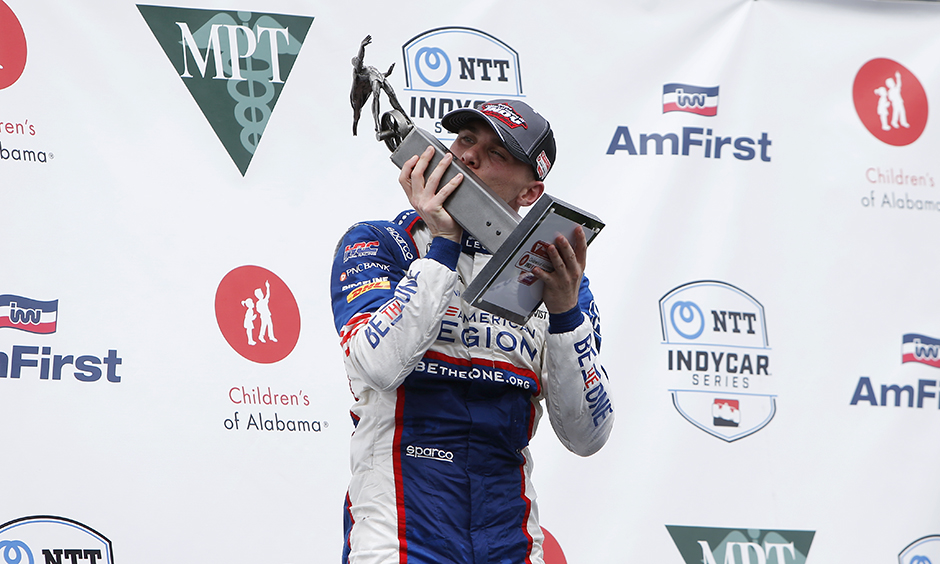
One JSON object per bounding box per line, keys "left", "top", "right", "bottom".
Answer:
{"left": 138, "top": 5, "right": 314, "bottom": 176}
{"left": 666, "top": 525, "right": 815, "bottom": 564}
{"left": 853, "top": 58, "right": 928, "bottom": 146}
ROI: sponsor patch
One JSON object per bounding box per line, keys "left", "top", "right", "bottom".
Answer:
{"left": 481, "top": 102, "right": 527, "bottom": 129}
{"left": 535, "top": 150, "right": 551, "bottom": 179}
{"left": 346, "top": 280, "right": 391, "bottom": 302}
{"left": 344, "top": 240, "right": 380, "bottom": 262}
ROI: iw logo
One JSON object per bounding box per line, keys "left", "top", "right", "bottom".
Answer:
{"left": 215, "top": 265, "right": 300, "bottom": 363}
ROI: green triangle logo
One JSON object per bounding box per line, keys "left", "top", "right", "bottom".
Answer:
{"left": 138, "top": 5, "right": 313, "bottom": 176}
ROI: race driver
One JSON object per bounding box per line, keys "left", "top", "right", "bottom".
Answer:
{"left": 331, "top": 99, "right": 615, "bottom": 564}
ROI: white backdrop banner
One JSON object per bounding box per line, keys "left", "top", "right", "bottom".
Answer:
{"left": 1, "top": 0, "right": 939, "bottom": 562}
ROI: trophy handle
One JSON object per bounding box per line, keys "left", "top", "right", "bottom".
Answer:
{"left": 379, "top": 110, "right": 414, "bottom": 151}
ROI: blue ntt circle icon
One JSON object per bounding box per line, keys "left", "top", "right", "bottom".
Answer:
{"left": 0, "top": 540, "right": 33, "bottom": 564}
{"left": 670, "top": 301, "right": 704, "bottom": 339}
{"left": 414, "top": 46, "right": 451, "bottom": 87}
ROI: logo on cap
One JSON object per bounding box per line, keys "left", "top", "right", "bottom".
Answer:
{"left": 481, "top": 102, "right": 527, "bottom": 129}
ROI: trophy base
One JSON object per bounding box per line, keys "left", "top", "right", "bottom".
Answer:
{"left": 464, "top": 195, "right": 604, "bottom": 325}
{"left": 390, "top": 127, "right": 521, "bottom": 254}
{"left": 388, "top": 125, "right": 605, "bottom": 326}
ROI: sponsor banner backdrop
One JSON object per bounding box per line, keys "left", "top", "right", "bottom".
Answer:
{"left": 1, "top": 0, "right": 939, "bottom": 562}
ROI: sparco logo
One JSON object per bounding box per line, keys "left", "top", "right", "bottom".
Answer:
{"left": 666, "top": 525, "right": 815, "bottom": 564}
{"left": 402, "top": 27, "right": 524, "bottom": 137}
{"left": 137, "top": 5, "right": 314, "bottom": 176}
{"left": 660, "top": 281, "right": 775, "bottom": 442}
{"left": 899, "top": 535, "right": 940, "bottom": 564}
{"left": 406, "top": 444, "right": 454, "bottom": 463}
{"left": 0, "top": 516, "right": 114, "bottom": 564}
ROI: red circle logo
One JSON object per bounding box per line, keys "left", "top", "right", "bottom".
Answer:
{"left": 853, "top": 58, "right": 928, "bottom": 146}
{"left": 542, "top": 527, "right": 567, "bottom": 564}
{"left": 215, "top": 266, "right": 301, "bottom": 364}
{"left": 0, "top": 1, "right": 27, "bottom": 90}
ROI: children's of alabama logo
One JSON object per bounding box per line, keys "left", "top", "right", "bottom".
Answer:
{"left": 215, "top": 266, "right": 300, "bottom": 363}
{"left": 0, "top": 0, "right": 27, "bottom": 90}
{"left": 666, "top": 525, "right": 815, "bottom": 564}
{"left": 853, "top": 58, "right": 928, "bottom": 146}
{"left": 660, "top": 281, "right": 774, "bottom": 442}
{"left": 0, "top": 515, "right": 114, "bottom": 564}
{"left": 402, "top": 27, "right": 524, "bottom": 137}
{"left": 137, "top": 5, "right": 313, "bottom": 176}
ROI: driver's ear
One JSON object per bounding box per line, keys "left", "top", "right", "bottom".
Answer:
{"left": 515, "top": 180, "right": 544, "bottom": 209}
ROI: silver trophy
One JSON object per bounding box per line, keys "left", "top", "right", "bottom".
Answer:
{"left": 351, "top": 36, "right": 604, "bottom": 325}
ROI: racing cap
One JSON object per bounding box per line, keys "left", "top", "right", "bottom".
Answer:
{"left": 441, "top": 99, "right": 556, "bottom": 181}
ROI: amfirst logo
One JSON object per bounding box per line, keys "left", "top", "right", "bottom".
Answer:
{"left": 853, "top": 58, "right": 928, "bottom": 146}
{"left": 0, "top": 1, "right": 27, "bottom": 90}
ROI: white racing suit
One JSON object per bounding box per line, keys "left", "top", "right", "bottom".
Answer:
{"left": 331, "top": 210, "right": 614, "bottom": 564}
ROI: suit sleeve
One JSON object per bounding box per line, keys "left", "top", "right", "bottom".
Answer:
{"left": 541, "top": 275, "right": 615, "bottom": 456}
{"left": 331, "top": 222, "right": 460, "bottom": 393}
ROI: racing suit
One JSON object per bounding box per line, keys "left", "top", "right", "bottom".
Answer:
{"left": 331, "top": 210, "right": 614, "bottom": 564}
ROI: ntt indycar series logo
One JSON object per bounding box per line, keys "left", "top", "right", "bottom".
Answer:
{"left": 660, "top": 281, "right": 775, "bottom": 442}
{"left": 900, "top": 535, "right": 940, "bottom": 564}
{"left": 666, "top": 525, "right": 815, "bottom": 564}
{"left": 402, "top": 27, "right": 524, "bottom": 137}
{"left": 0, "top": 516, "right": 114, "bottom": 564}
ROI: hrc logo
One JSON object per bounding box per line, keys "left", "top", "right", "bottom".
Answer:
{"left": 663, "top": 83, "right": 719, "bottom": 116}
{"left": 0, "top": 294, "right": 58, "bottom": 334}
{"left": 344, "top": 240, "right": 380, "bottom": 262}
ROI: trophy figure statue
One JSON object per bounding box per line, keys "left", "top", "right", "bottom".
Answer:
{"left": 349, "top": 36, "right": 603, "bottom": 325}
{"left": 350, "top": 35, "right": 413, "bottom": 150}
